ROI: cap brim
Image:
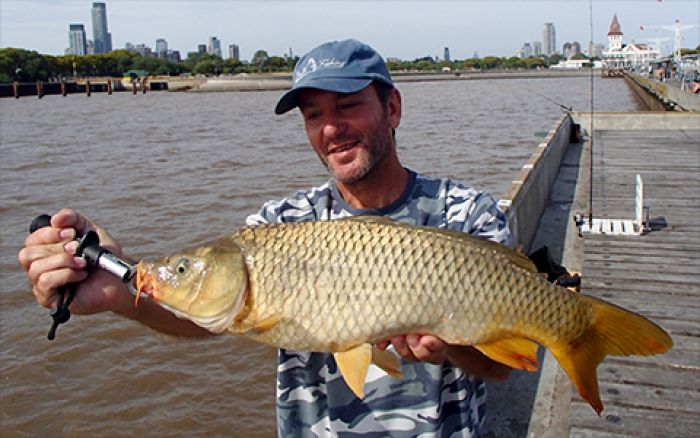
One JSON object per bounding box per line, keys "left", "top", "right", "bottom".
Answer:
{"left": 274, "top": 77, "right": 374, "bottom": 114}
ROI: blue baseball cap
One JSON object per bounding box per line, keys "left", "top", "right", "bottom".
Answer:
{"left": 274, "top": 39, "right": 394, "bottom": 115}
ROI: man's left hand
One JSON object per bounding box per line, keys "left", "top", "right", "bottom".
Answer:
{"left": 376, "top": 334, "right": 448, "bottom": 364}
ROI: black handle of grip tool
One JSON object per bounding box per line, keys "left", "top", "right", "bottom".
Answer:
{"left": 30, "top": 214, "right": 79, "bottom": 340}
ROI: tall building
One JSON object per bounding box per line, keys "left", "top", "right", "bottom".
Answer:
{"left": 91, "top": 2, "right": 112, "bottom": 54}
{"left": 208, "top": 36, "right": 222, "bottom": 58}
{"left": 533, "top": 41, "right": 542, "bottom": 57}
{"left": 443, "top": 47, "right": 451, "bottom": 62}
{"left": 562, "top": 41, "right": 581, "bottom": 59}
{"left": 588, "top": 41, "right": 604, "bottom": 59}
{"left": 156, "top": 38, "right": 168, "bottom": 58}
{"left": 67, "top": 24, "right": 87, "bottom": 55}
{"left": 542, "top": 23, "right": 556, "bottom": 56}
{"left": 229, "top": 44, "right": 240, "bottom": 61}
{"left": 198, "top": 44, "right": 207, "bottom": 55}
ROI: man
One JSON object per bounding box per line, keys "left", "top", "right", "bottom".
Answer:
{"left": 19, "top": 39, "right": 512, "bottom": 436}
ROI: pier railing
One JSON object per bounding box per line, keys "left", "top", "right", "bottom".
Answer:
{"left": 498, "top": 114, "right": 574, "bottom": 252}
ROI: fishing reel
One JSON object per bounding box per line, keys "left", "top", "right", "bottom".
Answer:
{"left": 29, "top": 214, "right": 137, "bottom": 340}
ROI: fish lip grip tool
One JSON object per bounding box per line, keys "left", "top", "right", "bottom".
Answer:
{"left": 29, "top": 214, "right": 137, "bottom": 340}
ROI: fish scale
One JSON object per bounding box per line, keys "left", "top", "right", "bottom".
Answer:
{"left": 137, "top": 216, "right": 672, "bottom": 413}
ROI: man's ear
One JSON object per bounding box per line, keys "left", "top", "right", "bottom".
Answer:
{"left": 388, "top": 88, "right": 402, "bottom": 129}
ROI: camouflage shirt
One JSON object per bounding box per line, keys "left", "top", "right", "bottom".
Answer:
{"left": 246, "top": 169, "right": 512, "bottom": 438}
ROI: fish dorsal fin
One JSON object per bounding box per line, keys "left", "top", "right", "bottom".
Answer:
{"left": 334, "top": 344, "right": 373, "bottom": 399}
{"left": 371, "top": 346, "right": 403, "bottom": 378}
{"left": 474, "top": 337, "right": 540, "bottom": 371}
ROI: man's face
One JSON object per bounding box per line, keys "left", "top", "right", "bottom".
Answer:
{"left": 298, "top": 85, "right": 400, "bottom": 185}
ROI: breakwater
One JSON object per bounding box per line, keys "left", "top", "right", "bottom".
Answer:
{"left": 1, "top": 70, "right": 594, "bottom": 98}
{"left": 0, "top": 78, "right": 168, "bottom": 98}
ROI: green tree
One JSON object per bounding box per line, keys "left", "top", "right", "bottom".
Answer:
{"left": 481, "top": 56, "right": 500, "bottom": 70}
{"left": 524, "top": 57, "right": 547, "bottom": 69}
{"left": 264, "top": 55, "right": 287, "bottom": 72}
{"left": 503, "top": 57, "right": 525, "bottom": 70}
{"left": 223, "top": 58, "right": 243, "bottom": 74}
{"left": 252, "top": 50, "right": 269, "bottom": 71}
{"left": 193, "top": 58, "right": 225, "bottom": 76}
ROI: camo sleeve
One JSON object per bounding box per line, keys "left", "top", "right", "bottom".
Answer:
{"left": 446, "top": 186, "right": 513, "bottom": 247}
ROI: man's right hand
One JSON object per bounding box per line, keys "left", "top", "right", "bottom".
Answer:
{"left": 18, "top": 208, "right": 214, "bottom": 337}
{"left": 18, "top": 208, "right": 131, "bottom": 316}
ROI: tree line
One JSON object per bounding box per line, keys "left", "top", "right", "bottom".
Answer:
{"left": 2, "top": 46, "right": 698, "bottom": 83}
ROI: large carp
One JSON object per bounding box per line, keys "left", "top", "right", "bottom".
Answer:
{"left": 135, "top": 216, "right": 672, "bottom": 414}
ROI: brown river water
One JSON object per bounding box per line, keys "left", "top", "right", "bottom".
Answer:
{"left": 1, "top": 76, "right": 643, "bottom": 437}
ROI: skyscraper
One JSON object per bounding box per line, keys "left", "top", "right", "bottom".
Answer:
{"left": 443, "top": 47, "right": 451, "bottom": 62}
{"left": 229, "top": 44, "right": 240, "bottom": 61}
{"left": 208, "top": 36, "right": 222, "bottom": 58}
{"left": 91, "top": 2, "right": 112, "bottom": 54}
{"left": 156, "top": 38, "right": 168, "bottom": 58}
{"left": 68, "top": 24, "right": 87, "bottom": 55}
{"left": 542, "top": 23, "right": 556, "bottom": 56}
{"left": 533, "top": 41, "right": 542, "bottom": 57}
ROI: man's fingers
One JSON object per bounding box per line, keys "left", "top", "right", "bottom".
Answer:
{"left": 33, "top": 267, "right": 88, "bottom": 308}
{"left": 390, "top": 336, "right": 417, "bottom": 362}
{"left": 27, "top": 252, "right": 86, "bottom": 283}
{"left": 24, "top": 225, "right": 76, "bottom": 248}
{"left": 407, "top": 335, "right": 448, "bottom": 364}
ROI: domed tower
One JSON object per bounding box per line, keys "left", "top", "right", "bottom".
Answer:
{"left": 607, "top": 14, "right": 623, "bottom": 51}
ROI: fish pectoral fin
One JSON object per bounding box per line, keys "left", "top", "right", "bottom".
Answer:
{"left": 371, "top": 346, "right": 403, "bottom": 379}
{"left": 334, "top": 344, "right": 373, "bottom": 399}
{"left": 475, "top": 337, "right": 540, "bottom": 372}
{"left": 234, "top": 315, "right": 281, "bottom": 335}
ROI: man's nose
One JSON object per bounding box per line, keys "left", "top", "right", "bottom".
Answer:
{"left": 322, "top": 114, "right": 347, "bottom": 139}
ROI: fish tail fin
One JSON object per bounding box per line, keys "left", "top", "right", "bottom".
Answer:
{"left": 549, "top": 295, "right": 673, "bottom": 415}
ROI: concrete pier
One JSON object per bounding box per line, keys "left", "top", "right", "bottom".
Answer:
{"left": 625, "top": 72, "right": 700, "bottom": 112}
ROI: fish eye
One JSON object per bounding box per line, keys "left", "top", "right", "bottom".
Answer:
{"left": 175, "top": 257, "right": 190, "bottom": 274}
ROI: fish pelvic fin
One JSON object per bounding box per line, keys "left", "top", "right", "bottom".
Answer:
{"left": 333, "top": 344, "right": 403, "bottom": 399}
{"left": 550, "top": 295, "right": 673, "bottom": 415}
{"left": 372, "top": 346, "right": 403, "bottom": 379}
{"left": 475, "top": 337, "right": 540, "bottom": 372}
{"left": 334, "top": 344, "right": 372, "bottom": 399}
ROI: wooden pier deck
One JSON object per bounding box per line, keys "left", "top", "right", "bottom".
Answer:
{"left": 568, "top": 119, "right": 700, "bottom": 437}
{"left": 483, "top": 113, "right": 699, "bottom": 437}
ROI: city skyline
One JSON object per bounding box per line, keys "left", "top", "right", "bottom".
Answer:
{"left": 1, "top": 0, "right": 698, "bottom": 61}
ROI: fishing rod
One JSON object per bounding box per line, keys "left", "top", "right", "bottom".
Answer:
{"left": 529, "top": 89, "right": 573, "bottom": 112}
{"left": 29, "top": 214, "right": 137, "bottom": 340}
{"left": 588, "top": 0, "right": 595, "bottom": 225}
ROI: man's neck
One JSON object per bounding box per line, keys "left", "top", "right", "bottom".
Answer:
{"left": 335, "top": 160, "right": 409, "bottom": 210}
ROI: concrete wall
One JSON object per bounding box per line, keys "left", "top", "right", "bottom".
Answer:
{"left": 498, "top": 114, "right": 573, "bottom": 251}
{"left": 626, "top": 72, "right": 700, "bottom": 112}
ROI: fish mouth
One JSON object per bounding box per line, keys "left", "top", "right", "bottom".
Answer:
{"left": 134, "top": 262, "right": 157, "bottom": 306}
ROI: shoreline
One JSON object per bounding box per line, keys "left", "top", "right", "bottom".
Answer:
{"left": 170, "top": 69, "right": 594, "bottom": 92}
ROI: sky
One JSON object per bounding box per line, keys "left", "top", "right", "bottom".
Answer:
{"left": 1, "top": 0, "right": 699, "bottom": 61}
